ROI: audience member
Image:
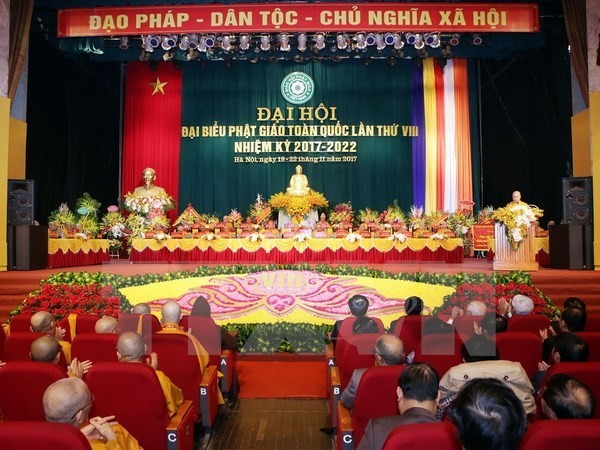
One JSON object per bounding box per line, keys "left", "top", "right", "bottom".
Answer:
{"left": 448, "top": 300, "right": 487, "bottom": 324}
{"left": 541, "top": 374, "right": 596, "bottom": 419}
{"left": 190, "top": 296, "right": 237, "bottom": 350}
{"left": 341, "top": 335, "right": 405, "bottom": 409}
{"left": 117, "top": 332, "right": 183, "bottom": 417}
{"left": 43, "top": 377, "right": 142, "bottom": 449}
{"left": 131, "top": 303, "right": 151, "bottom": 314}
{"left": 512, "top": 294, "right": 534, "bottom": 315}
{"left": 448, "top": 378, "right": 526, "bottom": 450}
{"left": 94, "top": 317, "right": 118, "bottom": 334}
{"left": 331, "top": 295, "right": 375, "bottom": 346}
{"left": 30, "top": 311, "right": 71, "bottom": 363}
{"left": 438, "top": 335, "right": 535, "bottom": 417}
{"left": 389, "top": 296, "right": 424, "bottom": 332}
{"left": 30, "top": 335, "right": 91, "bottom": 379}
{"left": 352, "top": 316, "right": 380, "bottom": 334}
{"left": 559, "top": 307, "right": 587, "bottom": 333}
{"left": 535, "top": 332, "right": 589, "bottom": 390}
{"left": 478, "top": 312, "right": 508, "bottom": 337}
{"left": 563, "top": 297, "right": 586, "bottom": 312}
{"left": 357, "top": 363, "right": 439, "bottom": 450}
{"left": 423, "top": 317, "right": 453, "bottom": 334}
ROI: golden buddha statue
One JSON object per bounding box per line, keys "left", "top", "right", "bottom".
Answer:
{"left": 133, "top": 167, "right": 168, "bottom": 198}
{"left": 286, "top": 165, "right": 311, "bottom": 196}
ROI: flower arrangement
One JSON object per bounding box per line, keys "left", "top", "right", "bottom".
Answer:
{"left": 293, "top": 234, "right": 308, "bottom": 242}
{"left": 13, "top": 283, "right": 121, "bottom": 320}
{"left": 388, "top": 233, "right": 408, "bottom": 243}
{"left": 329, "top": 202, "right": 354, "bottom": 226}
{"left": 48, "top": 203, "right": 77, "bottom": 237}
{"left": 223, "top": 209, "right": 243, "bottom": 230}
{"left": 250, "top": 194, "right": 273, "bottom": 225}
{"left": 493, "top": 204, "right": 543, "bottom": 250}
{"left": 379, "top": 204, "right": 407, "bottom": 225}
{"left": 248, "top": 232, "right": 265, "bottom": 242}
{"left": 152, "top": 232, "right": 170, "bottom": 242}
{"left": 345, "top": 232, "right": 362, "bottom": 243}
{"left": 201, "top": 232, "right": 218, "bottom": 241}
{"left": 428, "top": 210, "right": 450, "bottom": 232}
{"left": 430, "top": 233, "right": 447, "bottom": 240}
{"left": 123, "top": 192, "right": 175, "bottom": 215}
{"left": 173, "top": 204, "right": 202, "bottom": 230}
{"left": 268, "top": 191, "right": 328, "bottom": 223}
{"left": 357, "top": 208, "right": 380, "bottom": 224}
{"left": 200, "top": 213, "right": 220, "bottom": 231}
{"left": 478, "top": 206, "right": 495, "bottom": 224}
{"left": 447, "top": 210, "right": 475, "bottom": 238}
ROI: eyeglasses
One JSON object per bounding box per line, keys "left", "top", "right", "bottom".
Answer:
{"left": 70, "top": 394, "right": 94, "bottom": 420}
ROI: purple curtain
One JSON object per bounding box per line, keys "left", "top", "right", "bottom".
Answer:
{"left": 411, "top": 64, "right": 426, "bottom": 207}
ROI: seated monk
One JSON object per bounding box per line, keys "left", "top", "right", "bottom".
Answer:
{"left": 30, "top": 311, "right": 72, "bottom": 364}
{"left": 358, "top": 224, "right": 372, "bottom": 238}
{"left": 282, "top": 223, "right": 301, "bottom": 238}
{"left": 117, "top": 332, "right": 183, "bottom": 417}
{"left": 44, "top": 377, "right": 142, "bottom": 449}
{"left": 314, "top": 213, "right": 330, "bottom": 238}
{"left": 286, "top": 165, "right": 311, "bottom": 196}
{"left": 238, "top": 218, "right": 256, "bottom": 237}
{"left": 262, "top": 220, "right": 279, "bottom": 238}
{"left": 30, "top": 335, "right": 91, "bottom": 379}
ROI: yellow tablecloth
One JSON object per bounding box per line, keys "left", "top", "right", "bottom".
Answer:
{"left": 48, "top": 239, "right": 111, "bottom": 255}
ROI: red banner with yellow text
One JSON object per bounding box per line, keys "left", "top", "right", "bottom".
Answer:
{"left": 58, "top": 2, "right": 539, "bottom": 37}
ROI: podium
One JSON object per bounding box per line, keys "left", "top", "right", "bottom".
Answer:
{"left": 493, "top": 223, "right": 538, "bottom": 271}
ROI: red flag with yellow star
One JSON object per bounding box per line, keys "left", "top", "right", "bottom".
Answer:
{"left": 122, "top": 62, "right": 182, "bottom": 217}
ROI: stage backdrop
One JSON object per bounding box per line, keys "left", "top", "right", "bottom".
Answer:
{"left": 122, "top": 59, "right": 479, "bottom": 216}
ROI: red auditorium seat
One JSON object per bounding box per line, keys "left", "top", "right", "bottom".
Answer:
{"left": 584, "top": 315, "right": 600, "bottom": 332}
{"left": 71, "top": 333, "right": 119, "bottom": 364}
{"left": 452, "top": 315, "right": 483, "bottom": 342}
{"left": 496, "top": 332, "right": 542, "bottom": 378}
{"left": 413, "top": 333, "right": 463, "bottom": 377}
{"left": 338, "top": 333, "right": 382, "bottom": 390}
{"left": 187, "top": 315, "right": 238, "bottom": 396}
{"left": 146, "top": 333, "right": 219, "bottom": 427}
{"left": 541, "top": 362, "right": 600, "bottom": 418}
{"left": 0, "top": 325, "right": 5, "bottom": 361}
{"left": 58, "top": 314, "right": 100, "bottom": 342}
{"left": 518, "top": 419, "right": 600, "bottom": 450}
{"left": 0, "top": 361, "right": 66, "bottom": 420}
{"left": 575, "top": 332, "right": 600, "bottom": 361}
{"left": 8, "top": 314, "right": 32, "bottom": 333}
{"left": 382, "top": 422, "right": 462, "bottom": 450}
{"left": 336, "top": 365, "right": 405, "bottom": 449}
{"left": 86, "top": 361, "right": 195, "bottom": 450}
{"left": 0, "top": 421, "right": 92, "bottom": 450}
{"left": 4, "top": 331, "right": 46, "bottom": 361}
{"left": 507, "top": 314, "right": 550, "bottom": 334}
{"left": 390, "top": 315, "right": 428, "bottom": 355}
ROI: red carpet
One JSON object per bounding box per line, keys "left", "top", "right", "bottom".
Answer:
{"left": 237, "top": 361, "right": 326, "bottom": 398}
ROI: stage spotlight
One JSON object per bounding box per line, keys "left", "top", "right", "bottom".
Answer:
{"left": 239, "top": 34, "right": 251, "bottom": 51}
{"left": 162, "top": 51, "right": 173, "bottom": 61}
{"left": 205, "top": 35, "right": 216, "bottom": 48}
{"left": 119, "top": 37, "right": 129, "bottom": 50}
{"left": 354, "top": 32, "right": 367, "bottom": 50}
{"left": 187, "top": 49, "right": 198, "bottom": 61}
{"left": 313, "top": 33, "right": 326, "bottom": 51}
{"left": 260, "top": 34, "right": 271, "bottom": 51}
{"left": 393, "top": 33, "right": 404, "bottom": 50}
{"left": 365, "top": 33, "right": 376, "bottom": 46}
{"left": 374, "top": 34, "right": 385, "bottom": 51}
{"left": 424, "top": 32, "right": 439, "bottom": 47}
{"left": 405, "top": 33, "right": 417, "bottom": 46}
{"left": 161, "top": 35, "right": 177, "bottom": 51}
{"left": 414, "top": 34, "right": 425, "bottom": 50}
{"left": 188, "top": 34, "right": 199, "bottom": 49}
{"left": 278, "top": 34, "right": 291, "bottom": 51}
{"left": 472, "top": 34, "right": 483, "bottom": 45}
{"left": 221, "top": 34, "right": 233, "bottom": 52}
{"left": 178, "top": 34, "right": 189, "bottom": 50}
{"left": 450, "top": 33, "right": 460, "bottom": 46}
{"left": 297, "top": 33, "right": 308, "bottom": 52}
{"left": 384, "top": 33, "right": 396, "bottom": 46}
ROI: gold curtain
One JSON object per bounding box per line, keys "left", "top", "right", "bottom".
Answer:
{"left": 8, "top": 0, "right": 34, "bottom": 100}
{"left": 562, "top": 0, "right": 589, "bottom": 107}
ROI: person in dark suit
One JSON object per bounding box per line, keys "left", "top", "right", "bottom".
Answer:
{"left": 357, "top": 363, "right": 439, "bottom": 450}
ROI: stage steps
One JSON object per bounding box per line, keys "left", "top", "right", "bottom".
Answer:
{"left": 0, "top": 272, "right": 44, "bottom": 323}
{"left": 533, "top": 270, "right": 600, "bottom": 315}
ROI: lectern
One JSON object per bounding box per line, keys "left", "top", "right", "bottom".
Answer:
{"left": 493, "top": 223, "right": 538, "bottom": 271}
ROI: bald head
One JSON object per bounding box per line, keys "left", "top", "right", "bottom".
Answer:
{"left": 95, "top": 316, "right": 118, "bottom": 334}
{"left": 375, "top": 335, "right": 405, "bottom": 366}
{"left": 466, "top": 301, "right": 487, "bottom": 316}
{"left": 161, "top": 300, "right": 182, "bottom": 324}
{"left": 132, "top": 303, "right": 151, "bottom": 314}
{"left": 30, "top": 311, "right": 54, "bottom": 333}
{"left": 117, "top": 331, "right": 146, "bottom": 362}
{"left": 30, "top": 335, "right": 61, "bottom": 363}
{"left": 44, "top": 377, "right": 92, "bottom": 427}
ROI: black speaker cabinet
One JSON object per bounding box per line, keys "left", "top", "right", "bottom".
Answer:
{"left": 8, "top": 179, "right": 35, "bottom": 226}
{"left": 7, "top": 225, "right": 48, "bottom": 271}
{"left": 550, "top": 223, "right": 594, "bottom": 270}
{"left": 562, "top": 177, "right": 593, "bottom": 225}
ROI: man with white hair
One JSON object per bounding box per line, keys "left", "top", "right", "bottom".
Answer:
{"left": 43, "top": 377, "right": 141, "bottom": 449}
{"left": 30, "top": 311, "right": 71, "bottom": 363}
{"left": 94, "top": 317, "right": 118, "bottom": 334}
{"left": 512, "top": 294, "right": 534, "bottom": 315}
{"left": 448, "top": 300, "right": 487, "bottom": 324}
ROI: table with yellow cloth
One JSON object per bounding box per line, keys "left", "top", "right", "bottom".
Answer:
{"left": 48, "top": 239, "right": 111, "bottom": 268}
{"left": 130, "top": 237, "right": 464, "bottom": 264}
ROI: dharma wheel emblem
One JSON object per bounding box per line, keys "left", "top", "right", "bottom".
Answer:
{"left": 281, "top": 72, "right": 314, "bottom": 105}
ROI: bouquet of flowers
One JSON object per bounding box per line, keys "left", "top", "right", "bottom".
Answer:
{"left": 379, "top": 203, "right": 407, "bottom": 226}
{"left": 388, "top": 233, "right": 408, "bottom": 243}
{"left": 48, "top": 203, "right": 77, "bottom": 237}
{"left": 173, "top": 204, "right": 202, "bottom": 231}
{"left": 448, "top": 209, "right": 476, "bottom": 239}
{"left": 329, "top": 202, "right": 354, "bottom": 227}
{"left": 478, "top": 206, "right": 495, "bottom": 224}
{"left": 223, "top": 209, "right": 243, "bottom": 230}
{"left": 357, "top": 208, "right": 380, "bottom": 225}
{"left": 493, "top": 204, "right": 543, "bottom": 250}
{"left": 100, "top": 206, "right": 130, "bottom": 251}
{"left": 268, "top": 191, "right": 328, "bottom": 224}
{"left": 408, "top": 205, "right": 428, "bottom": 232}
{"left": 249, "top": 194, "right": 273, "bottom": 225}
{"left": 123, "top": 192, "right": 175, "bottom": 215}
{"left": 200, "top": 213, "right": 220, "bottom": 231}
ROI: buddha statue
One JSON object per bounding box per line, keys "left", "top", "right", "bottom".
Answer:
{"left": 286, "top": 165, "right": 311, "bottom": 196}
{"left": 133, "top": 167, "right": 168, "bottom": 198}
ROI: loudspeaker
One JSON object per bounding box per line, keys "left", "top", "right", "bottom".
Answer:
{"left": 562, "top": 177, "right": 593, "bottom": 224}
{"left": 7, "top": 225, "right": 48, "bottom": 270}
{"left": 550, "top": 223, "right": 594, "bottom": 270}
{"left": 7, "top": 179, "right": 35, "bottom": 226}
